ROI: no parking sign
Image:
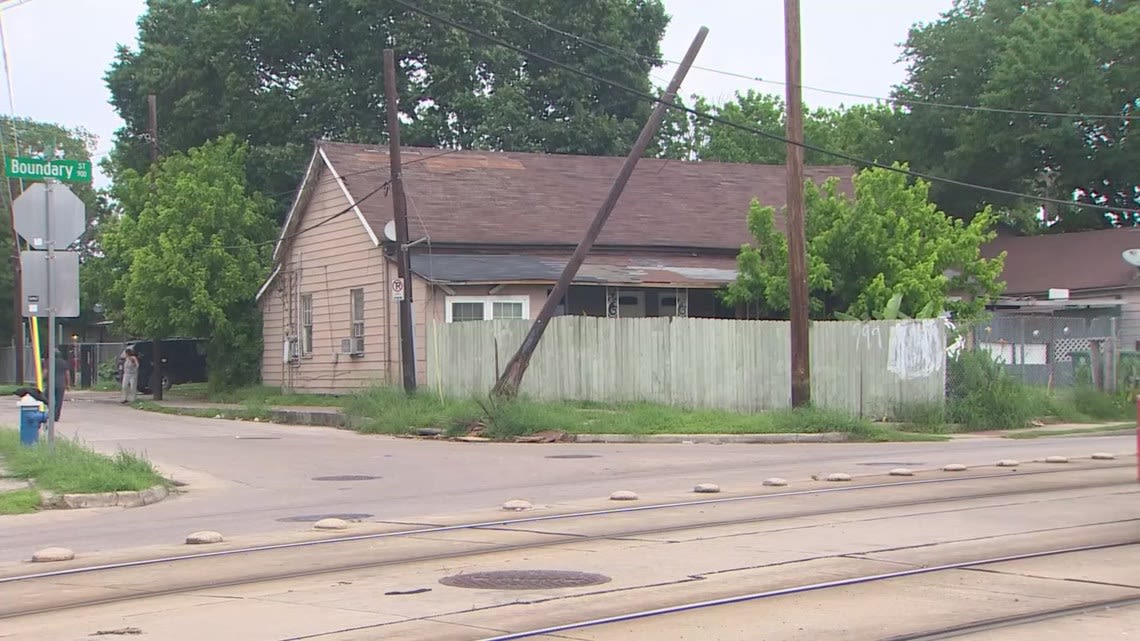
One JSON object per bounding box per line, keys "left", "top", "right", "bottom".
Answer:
{"left": 391, "top": 278, "right": 405, "bottom": 301}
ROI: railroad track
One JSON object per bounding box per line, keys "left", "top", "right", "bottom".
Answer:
{"left": 470, "top": 542, "right": 1140, "bottom": 641}
{"left": 1, "top": 464, "right": 1135, "bottom": 621}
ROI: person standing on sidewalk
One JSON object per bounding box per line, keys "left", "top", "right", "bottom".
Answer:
{"left": 121, "top": 348, "right": 140, "bottom": 404}
{"left": 50, "top": 349, "right": 71, "bottom": 422}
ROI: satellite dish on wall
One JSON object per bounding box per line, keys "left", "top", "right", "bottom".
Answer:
{"left": 384, "top": 220, "right": 397, "bottom": 242}
{"left": 1123, "top": 248, "right": 1140, "bottom": 267}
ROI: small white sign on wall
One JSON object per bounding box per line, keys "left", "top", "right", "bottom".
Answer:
{"left": 391, "top": 278, "right": 405, "bottom": 301}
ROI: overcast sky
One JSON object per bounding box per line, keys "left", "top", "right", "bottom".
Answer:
{"left": 0, "top": 0, "right": 952, "bottom": 187}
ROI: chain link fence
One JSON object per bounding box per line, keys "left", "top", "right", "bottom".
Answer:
{"left": 948, "top": 314, "right": 1123, "bottom": 392}
{"left": 0, "top": 342, "right": 126, "bottom": 387}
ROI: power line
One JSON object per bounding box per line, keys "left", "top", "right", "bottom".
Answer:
{"left": 395, "top": 0, "right": 1139, "bottom": 216}
{"left": 221, "top": 179, "right": 391, "bottom": 251}
{"left": 472, "top": 0, "right": 1135, "bottom": 123}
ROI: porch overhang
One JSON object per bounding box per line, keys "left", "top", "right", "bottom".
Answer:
{"left": 408, "top": 253, "right": 737, "bottom": 289}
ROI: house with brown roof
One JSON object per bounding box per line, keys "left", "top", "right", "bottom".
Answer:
{"left": 256, "top": 140, "right": 854, "bottom": 393}
{"left": 978, "top": 227, "right": 1140, "bottom": 373}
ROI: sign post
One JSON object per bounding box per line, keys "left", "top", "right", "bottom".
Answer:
{"left": 12, "top": 180, "right": 86, "bottom": 448}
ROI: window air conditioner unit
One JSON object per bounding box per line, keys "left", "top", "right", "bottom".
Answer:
{"left": 339, "top": 337, "right": 364, "bottom": 356}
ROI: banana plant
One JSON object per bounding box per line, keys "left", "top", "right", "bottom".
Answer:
{"left": 834, "top": 293, "right": 939, "bottom": 321}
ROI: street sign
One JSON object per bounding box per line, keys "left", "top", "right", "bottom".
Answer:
{"left": 20, "top": 250, "right": 80, "bottom": 317}
{"left": 391, "top": 278, "right": 406, "bottom": 301}
{"left": 13, "top": 181, "right": 87, "bottom": 249}
{"left": 5, "top": 156, "right": 92, "bottom": 183}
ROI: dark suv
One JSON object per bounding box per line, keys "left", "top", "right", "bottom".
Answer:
{"left": 117, "top": 338, "right": 209, "bottom": 394}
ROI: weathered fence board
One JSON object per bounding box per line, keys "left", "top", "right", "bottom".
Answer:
{"left": 426, "top": 317, "right": 945, "bottom": 416}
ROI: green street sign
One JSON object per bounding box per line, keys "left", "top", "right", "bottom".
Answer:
{"left": 4, "top": 156, "right": 92, "bottom": 183}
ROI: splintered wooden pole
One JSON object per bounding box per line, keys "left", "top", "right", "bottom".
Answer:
{"left": 490, "top": 26, "right": 709, "bottom": 399}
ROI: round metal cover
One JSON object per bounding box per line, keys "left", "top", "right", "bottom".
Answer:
{"left": 439, "top": 570, "right": 611, "bottom": 590}
{"left": 857, "top": 462, "right": 925, "bottom": 467}
{"left": 276, "top": 513, "right": 373, "bottom": 523}
{"left": 544, "top": 454, "right": 601, "bottom": 459}
{"left": 311, "top": 475, "right": 381, "bottom": 481}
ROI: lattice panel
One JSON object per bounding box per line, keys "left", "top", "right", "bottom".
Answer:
{"left": 1054, "top": 337, "right": 1090, "bottom": 361}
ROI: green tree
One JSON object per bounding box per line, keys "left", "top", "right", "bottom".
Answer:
{"left": 894, "top": 0, "right": 1140, "bottom": 226}
{"left": 1, "top": 116, "right": 100, "bottom": 346}
{"left": 653, "top": 90, "right": 901, "bottom": 166}
{"left": 100, "top": 136, "right": 275, "bottom": 389}
{"left": 105, "top": 0, "right": 670, "bottom": 222}
{"left": 722, "top": 165, "right": 1005, "bottom": 322}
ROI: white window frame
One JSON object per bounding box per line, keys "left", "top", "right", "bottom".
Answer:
{"left": 300, "top": 293, "right": 313, "bottom": 355}
{"left": 349, "top": 288, "right": 365, "bottom": 354}
{"left": 445, "top": 295, "right": 531, "bottom": 323}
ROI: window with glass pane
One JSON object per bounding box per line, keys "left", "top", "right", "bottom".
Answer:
{"left": 301, "top": 294, "right": 313, "bottom": 354}
{"left": 450, "top": 302, "right": 485, "bottom": 322}
{"left": 492, "top": 301, "right": 524, "bottom": 319}
{"left": 350, "top": 288, "right": 364, "bottom": 353}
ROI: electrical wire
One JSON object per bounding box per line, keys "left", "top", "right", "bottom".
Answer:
{"left": 395, "top": 0, "right": 1139, "bottom": 215}
{"left": 472, "top": 0, "right": 1136, "bottom": 122}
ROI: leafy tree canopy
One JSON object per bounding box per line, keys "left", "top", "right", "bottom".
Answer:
{"left": 1, "top": 116, "right": 100, "bottom": 345}
{"left": 722, "top": 166, "right": 1005, "bottom": 322}
{"left": 105, "top": 0, "right": 670, "bottom": 222}
{"left": 655, "top": 90, "right": 901, "bottom": 165}
{"left": 99, "top": 135, "right": 275, "bottom": 388}
{"left": 893, "top": 0, "right": 1140, "bottom": 228}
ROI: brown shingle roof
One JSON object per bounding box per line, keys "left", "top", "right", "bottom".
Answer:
{"left": 319, "top": 141, "right": 854, "bottom": 251}
{"left": 982, "top": 227, "right": 1140, "bottom": 295}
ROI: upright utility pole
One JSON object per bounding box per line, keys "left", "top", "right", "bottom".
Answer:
{"left": 2, "top": 119, "right": 24, "bottom": 383}
{"left": 146, "top": 94, "right": 165, "bottom": 401}
{"left": 491, "top": 27, "right": 709, "bottom": 399}
{"left": 383, "top": 48, "right": 417, "bottom": 394}
{"left": 784, "top": 0, "right": 811, "bottom": 407}
{"left": 1, "top": 10, "right": 25, "bottom": 383}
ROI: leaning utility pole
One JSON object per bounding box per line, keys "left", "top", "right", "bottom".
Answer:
{"left": 383, "top": 48, "right": 417, "bottom": 394}
{"left": 146, "top": 93, "right": 165, "bottom": 401}
{"left": 784, "top": 0, "right": 811, "bottom": 408}
{"left": 491, "top": 27, "right": 709, "bottom": 399}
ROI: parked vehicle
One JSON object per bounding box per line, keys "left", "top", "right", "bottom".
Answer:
{"left": 116, "top": 338, "right": 208, "bottom": 394}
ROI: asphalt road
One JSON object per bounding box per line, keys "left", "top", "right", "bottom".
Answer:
{"left": 0, "top": 391, "right": 1134, "bottom": 563}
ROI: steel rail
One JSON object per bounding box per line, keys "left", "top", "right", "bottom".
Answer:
{"left": 5, "top": 481, "right": 1136, "bottom": 621}
{"left": 1, "top": 462, "right": 1132, "bottom": 585}
{"left": 883, "top": 595, "right": 1140, "bottom": 640}
{"left": 475, "top": 541, "right": 1140, "bottom": 641}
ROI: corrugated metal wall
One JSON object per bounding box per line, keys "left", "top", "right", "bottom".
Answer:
{"left": 427, "top": 317, "right": 946, "bottom": 416}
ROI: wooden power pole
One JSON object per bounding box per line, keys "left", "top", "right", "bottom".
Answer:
{"left": 383, "top": 48, "right": 417, "bottom": 394}
{"left": 784, "top": 0, "right": 811, "bottom": 407}
{"left": 491, "top": 27, "right": 709, "bottom": 399}
{"left": 146, "top": 93, "right": 165, "bottom": 401}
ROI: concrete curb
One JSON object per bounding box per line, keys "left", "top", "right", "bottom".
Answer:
{"left": 39, "top": 484, "right": 170, "bottom": 510}
{"left": 157, "top": 404, "right": 348, "bottom": 428}
{"left": 569, "top": 432, "right": 850, "bottom": 444}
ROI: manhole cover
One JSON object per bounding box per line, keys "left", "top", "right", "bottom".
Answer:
{"left": 856, "top": 462, "right": 925, "bottom": 467}
{"left": 311, "top": 475, "right": 381, "bottom": 481}
{"left": 440, "top": 570, "right": 611, "bottom": 590}
{"left": 544, "top": 454, "right": 601, "bottom": 459}
{"left": 276, "top": 513, "right": 373, "bottom": 523}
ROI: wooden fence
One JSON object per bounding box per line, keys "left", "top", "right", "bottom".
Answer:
{"left": 427, "top": 317, "right": 946, "bottom": 416}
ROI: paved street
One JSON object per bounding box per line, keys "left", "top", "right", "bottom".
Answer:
{"left": 0, "top": 391, "right": 1135, "bottom": 563}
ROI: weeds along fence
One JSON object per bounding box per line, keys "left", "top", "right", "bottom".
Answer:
{"left": 0, "top": 342, "right": 125, "bottom": 387}
{"left": 950, "top": 315, "right": 1123, "bottom": 391}
{"left": 427, "top": 316, "right": 947, "bottom": 417}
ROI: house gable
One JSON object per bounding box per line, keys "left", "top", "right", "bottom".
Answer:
{"left": 257, "top": 145, "right": 382, "bottom": 302}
